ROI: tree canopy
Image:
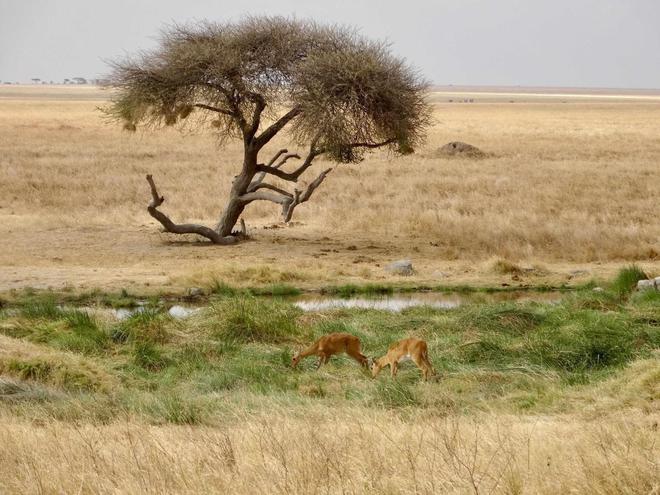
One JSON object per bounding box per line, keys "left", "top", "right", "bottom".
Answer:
{"left": 105, "top": 17, "right": 431, "bottom": 242}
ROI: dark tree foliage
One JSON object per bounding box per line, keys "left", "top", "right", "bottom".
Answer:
{"left": 105, "top": 17, "right": 431, "bottom": 243}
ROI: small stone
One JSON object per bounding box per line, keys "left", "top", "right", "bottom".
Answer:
{"left": 168, "top": 305, "right": 201, "bottom": 319}
{"left": 186, "top": 287, "right": 205, "bottom": 297}
{"left": 637, "top": 279, "right": 655, "bottom": 290}
{"left": 385, "top": 260, "right": 414, "bottom": 276}
{"left": 592, "top": 287, "right": 605, "bottom": 292}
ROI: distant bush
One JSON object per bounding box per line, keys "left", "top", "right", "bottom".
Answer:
{"left": 111, "top": 309, "right": 169, "bottom": 344}
{"left": 207, "top": 295, "right": 302, "bottom": 343}
{"left": 611, "top": 265, "right": 648, "bottom": 297}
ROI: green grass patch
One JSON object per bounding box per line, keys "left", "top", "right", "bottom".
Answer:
{"left": 611, "top": 265, "right": 648, "bottom": 297}
{"left": 206, "top": 295, "right": 304, "bottom": 343}
{"left": 1, "top": 269, "right": 657, "bottom": 423}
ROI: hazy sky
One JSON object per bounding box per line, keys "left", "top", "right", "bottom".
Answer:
{"left": 1, "top": 0, "right": 659, "bottom": 88}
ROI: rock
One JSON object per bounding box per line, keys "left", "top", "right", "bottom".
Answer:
{"left": 637, "top": 279, "right": 657, "bottom": 290}
{"left": 186, "top": 287, "right": 205, "bottom": 297}
{"left": 385, "top": 260, "right": 414, "bottom": 276}
{"left": 168, "top": 305, "right": 201, "bottom": 319}
{"left": 592, "top": 287, "right": 605, "bottom": 292}
{"left": 436, "top": 141, "right": 486, "bottom": 158}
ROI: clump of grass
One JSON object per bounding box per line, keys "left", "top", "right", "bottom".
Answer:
{"left": 489, "top": 257, "right": 523, "bottom": 275}
{"left": 55, "top": 310, "right": 108, "bottom": 354}
{"left": 110, "top": 309, "right": 169, "bottom": 344}
{"left": 20, "top": 297, "right": 61, "bottom": 319}
{"left": 162, "top": 396, "right": 205, "bottom": 424}
{"left": 611, "top": 265, "right": 648, "bottom": 297}
{"left": 565, "top": 290, "right": 621, "bottom": 311}
{"left": 207, "top": 295, "right": 303, "bottom": 343}
{"left": 209, "top": 280, "right": 240, "bottom": 297}
{"left": 3, "top": 358, "right": 98, "bottom": 391}
{"left": 132, "top": 341, "right": 168, "bottom": 371}
{"left": 458, "top": 305, "right": 544, "bottom": 335}
{"left": 371, "top": 380, "right": 420, "bottom": 408}
{"left": 527, "top": 312, "right": 638, "bottom": 373}
{"left": 249, "top": 284, "right": 302, "bottom": 297}
{"left": 322, "top": 283, "right": 395, "bottom": 297}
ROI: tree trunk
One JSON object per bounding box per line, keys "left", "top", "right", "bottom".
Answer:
{"left": 215, "top": 147, "right": 257, "bottom": 237}
{"left": 216, "top": 194, "right": 246, "bottom": 237}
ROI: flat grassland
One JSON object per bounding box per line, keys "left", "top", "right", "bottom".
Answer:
{"left": 0, "top": 85, "right": 658, "bottom": 291}
{"left": 0, "top": 86, "right": 659, "bottom": 494}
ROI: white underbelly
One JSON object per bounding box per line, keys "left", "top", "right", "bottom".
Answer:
{"left": 398, "top": 354, "right": 413, "bottom": 363}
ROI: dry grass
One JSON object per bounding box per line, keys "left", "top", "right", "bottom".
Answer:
{"left": 0, "top": 409, "right": 657, "bottom": 494}
{"left": 1, "top": 86, "right": 659, "bottom": 290}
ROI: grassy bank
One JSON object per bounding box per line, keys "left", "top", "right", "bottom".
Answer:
{"left": 1, "top": 276, "right": 657, "bottom": 423}
{"left": 0, "top": 270, "right": 658, "bottom": 493}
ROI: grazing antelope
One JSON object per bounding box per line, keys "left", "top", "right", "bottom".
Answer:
{"left": 371, "top": 338, "right": 435, "bottom": 381}
{"left": 291, "top": 333, "right": 369, "bottom": 369}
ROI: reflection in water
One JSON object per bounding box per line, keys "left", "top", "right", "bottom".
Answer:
{"left": 93, "top": 290, "right": 562, "bottom": 319}
{"left": 294, "top": 297, "right": 460, "bottom": 312}
{"left": 292, "top": 291, "right": 561, "bottom": 312}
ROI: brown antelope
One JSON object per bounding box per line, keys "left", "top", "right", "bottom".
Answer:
{"left": 371, "top": 338, "right": 435, "bottom": 381}
{"left": 291, "top": 333, "right": 369, "bottom": 369}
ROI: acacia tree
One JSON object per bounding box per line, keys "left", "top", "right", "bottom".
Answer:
{"left": 106, "top": 17, "right": 430, "bottom": 244}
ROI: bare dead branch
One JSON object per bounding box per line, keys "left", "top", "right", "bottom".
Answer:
{"left": 283, "top": 168, "right": 333, "bottom": 222}
{"left": 249, "top": 183, "right": 293, "bottom": 198}
{"left": 256, "top": 147, "right": 322, "bottom": 182}
{"left": 145, "top": 175, "right": 237, "bottom": 244}
{"left": 267, "top": 149, "right": 289, "bottom": 166}
{"left": 275, "top": 153, "right": 301, "bottom": 167}
{"left": 238, "top": 190, "right": 291, "bottom": 205}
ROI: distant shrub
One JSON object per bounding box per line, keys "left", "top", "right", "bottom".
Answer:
{"left": 208, "top": 295, "right": 302, "bottom": 343}
{"left": 458, "top": 305, "right": 544, "bottom": 335}
{"left": 20, "top": 297, "right": 61, "bottom": 319}
{"left": 111, "top": 309, "right": 169, "bottom": 344}
{"left": 611, "top": 265, "right": 648, "bottom": 297}
{"left": 528, "top": 313, "right": 637, "bottom": 372}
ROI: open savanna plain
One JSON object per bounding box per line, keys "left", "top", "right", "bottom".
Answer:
{"left": 0, "top": 86, "right": 659, "bottom": 494}
{"left": 0, "top": 85, "right": 659, "bottom": 291}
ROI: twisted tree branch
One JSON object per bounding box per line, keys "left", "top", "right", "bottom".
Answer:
{"left": 282, "top": 168, "right": 333, "bottom": 222}
{"left": 247, "top": 149, "right": 300, "bottom": 192}
{"left": 249, "top": 183, "right": 293, "bottom": 198}
{"left": 238, "top": 190, "right": 291, "bottom": 205}
{"left": 193, "top": 103, "right": 235, "bottom": 116}
{"left": 145, "top": 175, "right": 238, "bottom": 244}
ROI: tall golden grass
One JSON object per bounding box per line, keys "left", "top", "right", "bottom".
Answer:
{"left": 0, "top": 409, "right": 657, "bottom": 494}
{"left": 1, "top": 86, "right": 658, "bottom": 290}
